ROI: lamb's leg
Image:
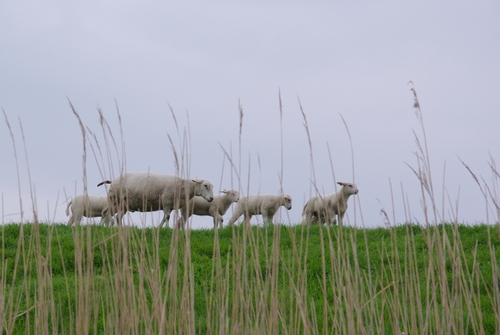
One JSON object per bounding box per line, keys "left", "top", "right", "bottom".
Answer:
{"left": 337, "top": 213, "right": 343, "bottom": 226}
{"left": 262, "top": 210, "right": 275, "bottom": 224}
{"left": 213, "top": 215, "right": 222, "bottom": 229}
{"left": 325, "top": 211, "right": 337, "bottom": 226}
{"left": 304, "top": 211, "right": 313, "bottom": 225}
{"left": 310, "top": 211, "right": 321, "bottom": 225}
{"left": 243, "top": 213, "right": 252, "bottom": 225}
{"left": 227, "top": 208, "right": 242, "bottom": 226}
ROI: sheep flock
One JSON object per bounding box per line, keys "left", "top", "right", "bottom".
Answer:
{"left": 66, "top": 171, "right": 358, "bottom": 229}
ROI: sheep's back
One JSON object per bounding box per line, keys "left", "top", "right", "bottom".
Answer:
{"left": 87, "top": 196, "right": 108, "bottom": 212}
{"left": 189, "top": 196, "right": 213, "bottom": 214}
{"left": 110, "top": 173, "right": 181, "bottom": 209}
{"left": 238, "top": 195, "right": 270, "bottom": 214}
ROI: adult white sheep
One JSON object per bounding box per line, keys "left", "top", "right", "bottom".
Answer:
{"left": 66, "top": 195, "right": 111, "bottom": 226}
{"left": 227, "top": 194, "right": 292, "bottom": 226}
{"left": 97, "top": 172, "right": 214, "bottom": 227}
{"left": 302, "top": 182, "right": 359, "bottom": 226}
{"left": 177, "top": 189, "right": 240, "bottom": 229}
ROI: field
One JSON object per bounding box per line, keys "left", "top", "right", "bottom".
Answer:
{"left": 2, "top": 90, "right": 500, "bottom": 334}
{"left": 1, "top": 221, "right": 499, "bottom": 334}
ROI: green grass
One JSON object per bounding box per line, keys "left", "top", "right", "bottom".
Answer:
{"left": 1, "top": 222, "right": 499, "bottom": 334}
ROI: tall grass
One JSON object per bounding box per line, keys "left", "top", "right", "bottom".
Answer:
{"left": 1, "top": 90, "right": 500, "bottom": 334}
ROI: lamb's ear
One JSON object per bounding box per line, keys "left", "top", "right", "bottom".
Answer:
{"left": 220, "top": 189, "right": 228, "bottom": 194}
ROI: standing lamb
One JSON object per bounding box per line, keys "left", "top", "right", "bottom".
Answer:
{"left": 302, "top": 182, "right": 359, "bottom": 226}
{"left": 97, "top": 172, "right": 214, "bottom": 227}
{"left": 227, "top": 194, "right": 292, "bottom": 226}
{"left": 177, "top": 189, "right": 240, "bottom": 229}
{"left": 66, "top": 195, "right": 111, "bottom": 226}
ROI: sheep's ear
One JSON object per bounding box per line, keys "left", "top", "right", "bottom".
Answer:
{"left": 337, "top": 182, "right": 345, "bottom": 186}
{"left": 192, "top": 179, "right": 202, "bottom": 184}
{"left": 220, "top": 189, "right": 228, "bottom": 194}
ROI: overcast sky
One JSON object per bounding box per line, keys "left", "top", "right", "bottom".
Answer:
{"left": 1, "top": 1, "right": 499, "bottom": 228}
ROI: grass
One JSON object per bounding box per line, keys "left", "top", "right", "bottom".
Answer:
{"left": 2, "top": 86, "right": 500, "bottom": 334}
{"left": 1, "top": 222, "right": 499, "bottom": 334}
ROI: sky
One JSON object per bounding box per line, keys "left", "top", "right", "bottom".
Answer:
{"left": 1, "top": 1, "right": 499, "bottom": 228}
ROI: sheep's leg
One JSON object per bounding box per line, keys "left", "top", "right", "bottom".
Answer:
{"left": 99, "top": 207, "right": 108, "bottom": 226}
{"left": 227, "top": 209, "right": 242, "bottom": 226}
{"left": 213, "top": 215, "right": 222, "bottom": 229}
{"left": 304, "top": 211, "right": 313, "bottom": 225}
{"left": 321, "top": 212, "right": 332, "bottom": 225}
{"left": 159, "top": 211, "right": 170, "bottom": 228}
{"left": 176, "top": 211, "right": 189, "bottom": 229}
{"left": 262, "top": 210, "right": 275, "bottom": 224}
{"left": 243, "top": 213, "right": 252, "bottom": 225}
{"left": 323, "top": 213, "right": 330, "bottom": 226}
{"left": 176, "top": 217, "right": 185, "bottom": 230}
{"left": 337, "top": 213, "right": 343, "bottom": 226}
{"left": 178, "top": 205, "right": 193, "bottom": 230}
{"left": 102, "top": 216, "right": 112, "bottom": 226}
{"left": 313, "top": 215, "right": 321, "bottom": 225}
{"left": 103, "top": 204, "right": 119, "bottom": 226}
{"left": 216, "top": 216, "right": 224, "bottom": 229}
{"left": 74, "top": 213, "right": 83, "bottom": 226}
{"left": 99, "top": 207, "right": 112, "bottom": 226}
{"left": 309, "top": 211, "right": 321, "bottom": 225}
{"left": 261, "top": 211, "right": 269, "bottom": 224}
{"left": 113, "top": 200, "right": 126, "bottom": 226}
{"left": 324, "top": 212, "right": 337, "bottom": 226}
{"left": 116, "top": 211, "right": 126, "bottom": 226}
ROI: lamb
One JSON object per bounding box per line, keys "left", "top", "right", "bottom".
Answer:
{"left": 302, "top": 182, "right": 359, "bottom": 226}
{"left": 227, "top": 194, "right": 292, "bottom": 226}
{"left": 66, "top": 195, "right": 111, "bottom": 226}
{"left": 177, "top": 189, "right": 240, "bottom": 229}
{"left": 97, "top": 172, "right": 214, "bottom": 227}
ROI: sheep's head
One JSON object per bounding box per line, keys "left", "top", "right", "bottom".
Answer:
{"left": 282, "top": 194, "right": 293, "bottom": 210}
{"left": 221, "top": 189, "right": 240, "bottom": 203}
{"left": 337, "top": 182, "right": 359, "bottom": 196}
{"left": 193, "top": 179, "right": 214, "bottom": 202}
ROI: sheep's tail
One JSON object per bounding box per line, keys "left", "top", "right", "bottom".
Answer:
{"left": 301, "top": 204, "right": 307, "bottom": 216}
{"left": 97, "top": 180, "right": 112, "bottom": 187}
{"left": 65, "top": 200, "right": 72, "bottom": 216}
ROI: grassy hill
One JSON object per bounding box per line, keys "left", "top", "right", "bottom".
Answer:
{"left": 1, "top": 222, "right": 499, "bottom": 334}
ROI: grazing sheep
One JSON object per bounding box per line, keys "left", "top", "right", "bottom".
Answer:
{"left": 177, "top": 189, "right": 240, "bottom": 229}
{"left": 302, "top": 182, "right": 359, "bottom": 226}
{"left": 97, "top": 172, "right": 214, "bottom": 227}
{"left": 227, "top": 194, "right": 292, "bottom": 226}
{"left": 66, "top": 195, "right": 111, "bottom": 226}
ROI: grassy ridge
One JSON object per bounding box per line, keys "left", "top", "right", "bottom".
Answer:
{"left": 1, "top": 222, "right": 500, "bottom": 334}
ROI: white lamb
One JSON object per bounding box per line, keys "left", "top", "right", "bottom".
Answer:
{"left": 302, "top": 182, "right": 359, "bottom": 226}
{"left": 227, "top": 194, "right": 292, "bottom": 226}
{"left": 177, "top": 189, "right": 240, "bottom": 229}
{"left": 97, "top": 172, "right": 214, "bottom": 227}
{"left": 66, "top": 195, "right": 111, "bottom": 226}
